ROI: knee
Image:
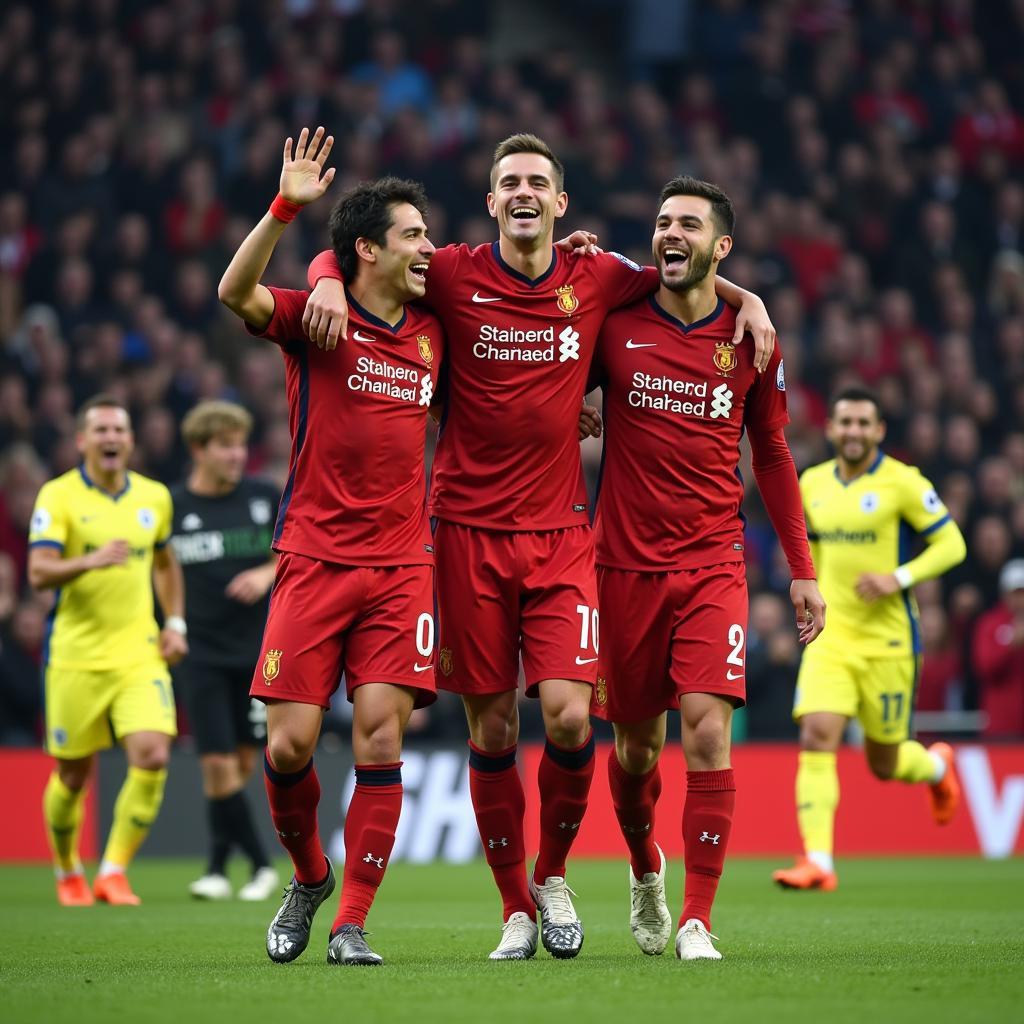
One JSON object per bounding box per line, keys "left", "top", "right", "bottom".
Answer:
{"left": 800, "top": 724, "right": 835, "bottom": 753}
{"left": 356, "top": 717, "right": 403, "bottom": 764}
{"left": 545, "top": 703, "right": 592, "bottom": 749}
{"left": 470, "top": 708, "right": 518, "bottom": 751}
{"left": 685, "top": 715, "right": 729, "bottom": 768}
{"left": 866, "top": 751, "right": 896, "bottom": 781}
{"left": 132, "top": 743, "right": 170, "bottom": 773}
{"left": 57, "top": 761, "right": 92, "bottom": 791}
{"left": 267, "top": 733, "right": 314, "bottom": 774}
{"left": 616, "top": 735, "right": 662, "bottom": 775}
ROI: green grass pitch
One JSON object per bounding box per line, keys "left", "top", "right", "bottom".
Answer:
{"left": 3, "top": 857, "right": 1022, "bottom": 1024}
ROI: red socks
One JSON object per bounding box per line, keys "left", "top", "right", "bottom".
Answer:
{"left": 468, "top": 742, "right": 532, "bottom": 920}
{"left": 333, "top": 763, "right": 403, "bottom": 932}
{"left": 533, "top": 732, "right": 595, "bottom": 884}
{"left": 608, "top": 748, "right": 662, "bottom": 877}
{"left": 681, "top": 768, "right": 736, "bottom": 930}
{"left": 263, "top": 753, "right": 326, "bottom": 886}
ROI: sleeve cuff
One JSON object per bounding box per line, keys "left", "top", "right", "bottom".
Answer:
{"left": 894, "top": 566, "right": 914, "bottom": 589}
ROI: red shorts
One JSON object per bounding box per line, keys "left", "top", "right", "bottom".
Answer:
{"left": 593, "top": 562, "right": 748, "bottom": 722}
{"left": 250, "top": 551, "right": 437, "bottom": 709}
{"left": 434, "top": 521, "right": 599, "bottom": 697}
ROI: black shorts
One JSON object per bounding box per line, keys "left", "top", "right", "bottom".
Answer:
{"left": 174, "top": 660, "right": 267, "bottom": 754}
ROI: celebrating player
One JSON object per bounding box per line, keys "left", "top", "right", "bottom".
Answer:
{"left": 218, "top": 127, "right": 443, "bottom": 966}
{"left": 772, "top": 388, "right": 966, "bottom": 892}
{"left": 585, "top": 176, "right": 825, "bottom": 960}
{"left": 171, "top": 401, "right": 280, "bottom": 903}
{"left": 29, "top": 395, "right": 188, "bottom": 906}
{"left": 301, "top": 134, "right": 777, "bottom": 960}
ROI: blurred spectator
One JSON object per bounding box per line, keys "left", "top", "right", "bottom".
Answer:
{"left": 971, "top": 560, "right": 1024, "bottom": 738}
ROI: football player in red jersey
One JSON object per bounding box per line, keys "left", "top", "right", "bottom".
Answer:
{"left": 585, "top": 177, "right": 825, "bottom": 961}
{"left": 300, "top": 135, "right": 778, "bottom": 961}
{"left": 218, "top": 127, "right": 444, "bottom": 968}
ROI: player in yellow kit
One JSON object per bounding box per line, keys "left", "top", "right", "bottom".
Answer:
{"left": 28, "top": 395, "right": 189, "bottom": 906}
{"left": 773, "top": 387, "right": 967, "bottom": 890}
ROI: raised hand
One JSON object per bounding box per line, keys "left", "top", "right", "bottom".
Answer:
{"left": 280, "top": 126, "right": 336, "bottom": 206}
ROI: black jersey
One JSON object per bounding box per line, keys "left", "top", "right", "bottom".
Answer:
{"left": 170, "top": 477, "right": 280, "bottom": 667}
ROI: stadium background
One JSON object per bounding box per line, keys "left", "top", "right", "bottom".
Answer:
{"left": 0, "top": 0, "right": 1022, "bottom": 862}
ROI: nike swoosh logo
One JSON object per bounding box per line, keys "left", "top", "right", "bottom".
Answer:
{"left": 575, "top": 656, "right": 598, "bottom": 665}
{"left": 472, "top": 292, "right": 502, "bottom": 303}
{"left": 413, "top": 664, "right": 432, "bottom": 673}
{"left": 353, "top": 330, "right": 375, "bottom": 343}
{"left": 626, "top": 339, "right": 657, "bottom": 349}
{"left": 726, "top": 670, "right": 743, "bottom": 680}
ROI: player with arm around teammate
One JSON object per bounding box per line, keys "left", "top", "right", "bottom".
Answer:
{"left": 587, "top": 177, "right": 825, "bottom": 960}
{"left": 30, "top": 395, "right": 188, "bottom": 906}
{"left": 772, "top": 388, "right": 966, "bottom": 892}
{"left": 172, "top": 400, "right": 280, "bottom": 903}
{"left": 218, "top": 127, "right": 443, "bottom": 967}
{"left": 298, "top": 133, "right": 778, "bottom": 962}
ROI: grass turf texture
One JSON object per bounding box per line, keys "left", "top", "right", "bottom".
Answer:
{"left": 3, "top": 857, "right": 1022, "bottom": 1024}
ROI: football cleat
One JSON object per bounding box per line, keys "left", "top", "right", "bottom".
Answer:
{"left": 238, "top": 866, "right": 280, "bottom": 902}
{"left": 189, "top": 873, "right": 232, "bottom": 901}
{"left": 93, "top": 872, "right": 141, "bottom": 906}
{"left": 326, "top": 924, "right": 383, "bottom": 966}
{"left": 266, "top": 860, "right": 336, "bottom": 964}
{"left": 56, "top": 873, "right": 94, "bottom": 907}
{"left": 629, "top": 845, "right": 672, "bottom": 955}
{"left": 489, "top": 911, "right": 538, "bottom": 961}
{"left": 772, "top": 858, "right": 838, "bottom": 892}
{"left": 529, "top": 874, "right": 584, "bottom": 959}
{"left": 927, "top": 742, "right": 960, "bottom": 825}
{"left": 675, "top": 918, "right": 722, "bottom": 961}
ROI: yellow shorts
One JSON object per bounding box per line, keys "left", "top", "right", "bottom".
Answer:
{"left": 793, "top": 645, "right": 918, "bottom": 744}
{"left": 45, "top": 660, "right": 177, "bottom": 759}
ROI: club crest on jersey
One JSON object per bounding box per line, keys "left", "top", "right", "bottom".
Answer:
{"left": 417, "top": 335, "right": 434, "bottom": 364}
{"left": 249, "top": 499, "right": 272, "bottom": 524}
{"left": 713, "top": 341, "right": 737, "bottom": 377}
{"left": 595, "top": 675, "right": 608, "bottom": 706}
{"left": 555, "top": 284, "right": 579, "bottom": 315}
{"left": 439, "top": 647, "right": 453, "bottom": 677}
{"left": 262, "top": 649, "right": 283, "bottom": 683}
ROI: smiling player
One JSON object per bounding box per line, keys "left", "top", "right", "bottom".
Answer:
{"left": 587, "top": 176, "right": 825, "bottom": 961}
{"left": 218, "top": 127, "right": 444, "bottom": 967}
{"left": 301, "top": 134, "right": 779, "bottom": 961}
{"left": 772, "top": 387, "right": 966, "bottom": 892}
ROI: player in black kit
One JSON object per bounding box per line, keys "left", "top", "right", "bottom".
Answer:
{"left": 171, "top": 401, "right": 280, "bottom": 901}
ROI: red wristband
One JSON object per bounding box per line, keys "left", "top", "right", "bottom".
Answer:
{"left": 269, "top": 193, "right": 301, "bottom": 224}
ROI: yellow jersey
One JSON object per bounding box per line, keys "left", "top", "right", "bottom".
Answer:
{"left": 800, "top": 452, "right": 965, "bottom": 658}
{"left": 29, "top": 467, "right": 174, "bottom": 670}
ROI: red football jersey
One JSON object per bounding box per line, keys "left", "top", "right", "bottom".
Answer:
{"left": 247, "top": 287, "right": 443, "bottom": 566}
{"left": 593, "top": 295, "right": 789, "bottom": 571}
{"left": 422, "top": 243, "right": 658, "bottom": 529}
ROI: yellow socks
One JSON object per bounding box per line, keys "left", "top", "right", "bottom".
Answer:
{"left": 43, "top": 772, "right": 87, "bottom": 873}
{"left": 100, "top": 767, "right": 167, "bottom": 870}
{"left": 893, "top": 740, "right": 940, "bottom": 783}
{"left": 796, "top": 750, "right": 839, "bottom": 859}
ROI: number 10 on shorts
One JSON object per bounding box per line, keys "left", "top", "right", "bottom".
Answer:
{"left": 576, "top": 604, "right": 599, "bottom": 660}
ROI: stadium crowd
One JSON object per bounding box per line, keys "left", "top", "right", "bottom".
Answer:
{"left": 1, "top": 0, "right": 1022, "bottom": 743}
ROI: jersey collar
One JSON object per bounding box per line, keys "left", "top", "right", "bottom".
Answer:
{"left": 833, "top": 450, "right": 885, "bottom": 486}
{"left": 79, "top": 464, "right": 132, "bottom": 501}
{"left": 648, "top": 295, "right": 726, "bottom": 334}
{"left": 489, "top": 241, "right": 558, "bottom": 287}
{"left": 345, "top": 288, "right": 407, "bottom": 334}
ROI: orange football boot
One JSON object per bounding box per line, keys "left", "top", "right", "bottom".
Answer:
{"left": 56, "top": 873, "right": 95, "bottom": 906}
{"left": 927, "top": 742, "right": 960, "bottom": 825}
{"left": 93, "top": 872, "right": 141, "bottom": 905}
{"left": 772, "top": 858, "right": 838, "bottom": 891}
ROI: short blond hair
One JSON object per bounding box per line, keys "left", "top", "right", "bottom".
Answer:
{"left": 181, "top": 400, "right": 253, "bottom": 447}
{"left": 490, "top": 133, "right": 564, "bottom": 192}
